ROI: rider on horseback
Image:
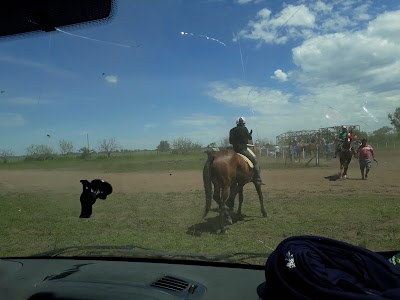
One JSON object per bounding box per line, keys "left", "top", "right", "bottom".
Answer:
{"left": 333, "top": 125, "right": 348, "bottom": 158}
{"left": 229, "top": 117, "right": 265, "bottom": 185}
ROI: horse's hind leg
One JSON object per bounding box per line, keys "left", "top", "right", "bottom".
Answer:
{"left": 219, "top": 186, "right": 232, "bottom": 231}
{"left": 237, "top": 186, "right": 244, "bottom": 221}
{"left": 213, "top": 184, "right": 221, "bottom": 204}
{"left": 254, "top": 183, "right": 267, "bottom": 217}
{"left": 226, "top": 183, "right": 238, "bottom": 211}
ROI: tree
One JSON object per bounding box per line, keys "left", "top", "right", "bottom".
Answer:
{"left": 156, "top": 140, "right": 170, "bottom": 152}
{"left": 191, "top": 142, "right": 203, "bottom": 151}
{"left": 98, "top": 138, "right": 119, "bottom": 157}
{"left": 172, "top": 137, "right": 191, "bottom": 154}
{"left": 357, "top": 131, "right": 369, "bottom": 140}
{"left": 219, "top": 137, "right": 230, "bottom": 148}
{"left": 59, "top": 139, "right": 74, "bottom": 156}
{"left": 26, "top": 144, "right": 54, "bottom": 161}
{"left": 372, "top": 126, "right": 393, "bottom": 136}
{"left": 255, "top": 138, "right": 273, "bottom": 148}
{"left": 171, "top": 137, "right": 201, "bottom": 154}
{"left": 0, "top": 148, "right": 14, "bottom": 163}
{"left": 368, "top": 126, "right": 396, "bottom": 145}
{"left": 388, "top": 107, "right": 400, "bottom": 132}
{"left": 79, "top": 147, "right": 91, "bottom": 159}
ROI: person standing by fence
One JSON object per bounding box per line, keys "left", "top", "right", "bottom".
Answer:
{"left": 274, "top": 145, "right": 280, "bottom": 159}
{"left": 292, "top": 141, "right": 297, "bottom": 162}
{"left": 325, "top": 141, "right": 333, "bottom": 160}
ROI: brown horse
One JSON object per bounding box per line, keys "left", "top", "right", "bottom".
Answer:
{"left": 202, "top": 149, "right": 267, "bottom": 232}
{"left": 338, "top": 137, "right": 356, "bottom": 179}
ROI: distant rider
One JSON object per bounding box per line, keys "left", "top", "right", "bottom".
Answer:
{"left": 333, "top": 125, "right": 348, "bottom": 158}
{"left": 229, "top": 117, "right": 265, "bottom": 185}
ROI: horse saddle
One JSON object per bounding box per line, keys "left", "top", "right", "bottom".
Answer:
{"left": 237, "top": 148, "right": 256, "bottom": 168}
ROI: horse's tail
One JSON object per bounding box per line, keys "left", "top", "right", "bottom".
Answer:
{"left": 202, "top": 154, "right": 214, "bottom": 219}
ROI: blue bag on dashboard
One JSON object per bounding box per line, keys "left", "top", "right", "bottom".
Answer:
{"left": 258, "top": 236, "right": 400, "bottom": 300}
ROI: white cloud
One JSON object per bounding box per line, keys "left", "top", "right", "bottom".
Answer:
{"left": 238, "top": 5, "right": 316, "bottom": 44}
{"left": 237, "top": 1, "right": 376, "bottom": 44}
{"left": 212, "top": 6, "right": 400, "bottom": 139}
{"left": 271, "top": 69, "right": 288, "bottom": 82}
{"left": 367, "top": 11, "right": 400, "bottom": 43}
{"left": 292, "top": 12, "right": 400, "bottom": 94}
{"left": 283, "top": 10, "right": 400, "bottom": 130}
{"left": 207, "top": 82, "right": 292, "bottom": 115}
{"left": 272, "top": 5, "right": 315, "bottom": 28}
{"left": 257, "top": 8, "right": 271, "bottom": 19}
{"left": 105, "top": 75, "right": 118, "bottom": 84}
{"left": 353, "top": 3, "right": 372, "bottom": 21}
{"left": 320, "top": 13, "right": 355, "bottom": 32}
{"left": 206, "top": 81, "right": 394, "bottom": 141}
{"left": 0, "top": 113, "right": 27, "bottom": 127}
{"left": 206, "top": 82, "right": 323, "bottom": 139}
{"left": 314, "top": 1, "right": 333, "bottom": 13}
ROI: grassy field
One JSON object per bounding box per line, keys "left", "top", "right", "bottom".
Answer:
{"left": 1, "top": 149, "right": 399, "bottom": 265}
{"left": 0, "top": 151, "right": 207, "bottom": 172}
{"left": 1, "top": 190, "right": 398, "bottom": 265}
{"left": 0, "top": 150, "right": 319, "bottom": 172}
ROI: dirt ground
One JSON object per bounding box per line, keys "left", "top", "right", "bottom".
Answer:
{"left": 0, "top": 158, "right": 397, "bottom": 197}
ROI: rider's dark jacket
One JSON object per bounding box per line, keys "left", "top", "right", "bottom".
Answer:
{"left": 229, "top": 125, "right": 252, "bottom": 152}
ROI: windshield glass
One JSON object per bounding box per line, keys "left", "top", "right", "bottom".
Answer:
{"left": 1, "top": 0, "right": 399, "bottom": 266}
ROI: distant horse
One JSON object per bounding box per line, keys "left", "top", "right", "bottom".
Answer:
{"left": 202, "top": 149, "right": 267, "bottom": 232}
{"left": 337, "top": 137, "right": 356, "bottom": 179}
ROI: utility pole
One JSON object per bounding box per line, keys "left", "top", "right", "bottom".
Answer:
{"left": 87, "top": 133, "right": 90, "bottom": 152}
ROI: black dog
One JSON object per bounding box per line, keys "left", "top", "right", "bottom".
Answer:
{"left": 79, "top": 179, "right": 112, "bottom": 218}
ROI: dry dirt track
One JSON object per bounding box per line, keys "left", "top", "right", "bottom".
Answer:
{"left": 0, "top": 159, "right": 397, "bottom": 197}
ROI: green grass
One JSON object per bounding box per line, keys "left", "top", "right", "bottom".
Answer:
{"left": 1, "top": 149, "right": 399, "bottom": 264}
{"left": 3, "top": 147, "right": 399, "bottom": 172}
{"left": 1, "top": 190, "right": 399, "bottom": 265}
{"left": 0, "top": 152, "right": 207, "bottom": 172}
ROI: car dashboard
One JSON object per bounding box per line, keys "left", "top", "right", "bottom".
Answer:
{"left": 0, "top": 258, "right": 265, "bottom": 299}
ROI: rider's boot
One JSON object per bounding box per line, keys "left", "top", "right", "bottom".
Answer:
{"left": 252, "top": 163, "right": 265, "bottom": 185}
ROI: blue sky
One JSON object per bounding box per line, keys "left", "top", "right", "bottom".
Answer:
{"left": 1, "top": 0, "right": 400, "bottom": 155}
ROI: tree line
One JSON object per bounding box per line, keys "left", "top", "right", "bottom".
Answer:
{"left": 156, "top": 138, "right": 202, "bottom": 154}
{"left": 1, "top": 138, "right": 119, "bottom": 162}
{"left": 2, "top": 107, "right": 400, "bottom": 162}
{"left": 0, "top": 136, "right": 203, "bottom": 162}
